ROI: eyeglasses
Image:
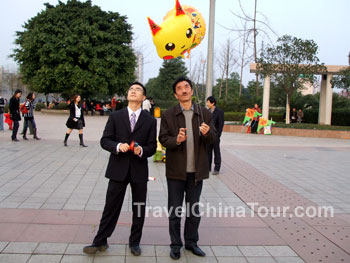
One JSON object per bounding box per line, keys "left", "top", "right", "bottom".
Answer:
{"left": 129, "top": 87, "right": 143, "bottom": 93}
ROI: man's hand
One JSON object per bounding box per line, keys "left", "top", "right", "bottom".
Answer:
{"left": 119, "top": 143, "right": 130, "bottom": 152}
{"left": 176, "top": 128, "right": 187, "bottom": 144}
{"left": 133, "top": 146, "right": 142, "bottom": 156}
{"left": 199, "top": 122, "right": 210, "bottom": 136}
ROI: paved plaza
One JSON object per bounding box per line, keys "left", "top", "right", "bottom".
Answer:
{"left": 0, "top": 112, "right": 350, "bottom": 263}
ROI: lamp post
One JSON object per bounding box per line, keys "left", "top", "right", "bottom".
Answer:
{"left": 205, "top": 0, "right": 216, "bottom": 100}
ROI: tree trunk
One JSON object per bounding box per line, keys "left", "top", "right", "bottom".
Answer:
{"left": 253, "top": 0, "right": 259, "bottom": 97}
{"left": 285, "top": 93, "right": 291, "bottom": 124}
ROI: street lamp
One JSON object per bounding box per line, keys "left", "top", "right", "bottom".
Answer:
{"left": 205, "top": 0, "right": 216, "bottom": 100}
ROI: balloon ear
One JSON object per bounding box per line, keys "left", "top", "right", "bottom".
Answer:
{"left": 147, "top": 17, "right": 161, "bottom": 36}
{"left": 175, "top": 0, "right": 185, "bottom": 16}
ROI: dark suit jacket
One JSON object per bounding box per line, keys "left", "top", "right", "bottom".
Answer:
{"left": 159, "top": 103, "right": 216, "bottom": 182}
{"left": 212, "top": 107, "right": 225, "bottom": 138}
{"left": 100, "top": 108, "right": 157, "bottom": 183}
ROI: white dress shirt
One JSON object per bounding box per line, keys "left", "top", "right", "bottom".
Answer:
{"left": 116, "top": 107, "right": 143, "bottom": 156}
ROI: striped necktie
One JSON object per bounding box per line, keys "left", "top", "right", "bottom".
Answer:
{"left": 130, "top": 112, "right": 136, "bottom": 132}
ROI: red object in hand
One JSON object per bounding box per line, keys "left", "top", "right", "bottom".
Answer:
{"left": 129, "top": 141, "right": 135, "bottom": 151}
{"left": 129, "top": 141, "right": 139, "bottom": 151}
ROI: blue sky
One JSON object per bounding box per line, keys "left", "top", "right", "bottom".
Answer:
{"left": 1, "top": 0, "right": 349, "bottom": 85}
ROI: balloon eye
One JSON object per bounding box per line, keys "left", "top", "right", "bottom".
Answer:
{"left": 165, "top": 43, "right": 175, "bottom": 51}
{"left": 186, "top": 28, "right": 193, "bottom": 38}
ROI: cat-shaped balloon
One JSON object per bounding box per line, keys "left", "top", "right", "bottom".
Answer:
{"left": 147, "top": 0, "right": 205, "bottom": 60}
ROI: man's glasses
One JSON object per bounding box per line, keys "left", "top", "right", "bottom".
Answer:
{"left": 129, "top": 87, "right": 143, "bottom": 93}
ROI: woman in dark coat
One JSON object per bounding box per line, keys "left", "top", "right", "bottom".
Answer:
{"left": 9, "top": 89, "right": 22, "bottom": 141}
{"left": 64, "top": 94, "right": 87, "bottom": 147}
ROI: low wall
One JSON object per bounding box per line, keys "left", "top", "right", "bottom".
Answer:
{"left": 223, "top": 124, "right": 350, "bottom": 140}
{"left": 40, "top": 109, "right": 69, "bottom": 114}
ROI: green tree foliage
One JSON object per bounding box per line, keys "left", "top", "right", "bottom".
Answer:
{"left": 146, "top": 57, "right": 188, "bottom": 107}
{"left": 257, "top": 35, "right": 326, "bottom": 123}
{"left": 12, "top": 0, "right": 136, "bottom": 99}
{"left": 331, "top": 67, "right": 350, "bottom": 92}
{"left": 212, "top": 73, "right": 263, "bottom": 112}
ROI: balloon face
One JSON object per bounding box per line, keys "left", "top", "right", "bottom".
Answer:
{"left": 147, "top": 0, "right": 200, "bottom": 60}
{"left": 164, "top": 5, "right": 206, "bottom": 51}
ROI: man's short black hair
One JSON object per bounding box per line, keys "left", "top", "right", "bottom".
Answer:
{"left": 206, "top": 96, "right": 216, "bottom": 106}
{"left": 172, "top": 76, "right": 192, "bottom": 94}
{"left": 130, "top": 81, "right": 146, "bottom": 96}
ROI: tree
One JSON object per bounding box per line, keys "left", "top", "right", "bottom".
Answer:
{"left": 12, "top": 0, "right": 136, "bottom": 99}
{"left": 216, "top": 39, "right": 237, "bottom": 100}
{"left": 227, "top": 0, "right": 277, "bottom": 97}
{"left": 331, "top": 67, "right": 350, "bottom": 92}
{"left": 146, "top": 57, "right": 188, "bottom": 106}
{"left": 258, "top": 35, "right": 326, "bottom": 124}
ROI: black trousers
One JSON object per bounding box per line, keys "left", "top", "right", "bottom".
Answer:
{"left": 208, "top": 138, "right": 221, "bottom": 172}
{"left": 12, "top": 120, "right": 19, "bottom": 140}
{"left": 24, "top": 118, "right": 36, "bottom": 132}
{"left": 93, "top": 173, "right": 147, "bottom": 246}
{"left": 167, "top": 173, "right": 203, "bottom": 249}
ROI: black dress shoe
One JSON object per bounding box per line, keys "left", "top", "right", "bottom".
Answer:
{"left": 83, "top": 243, "right": 109, "bottom": 254}
{"left": 130, "top": 245, "right": 141, "bottom": 256}
{"left": 185, "top": 245, "right": 206, "bottom": 257}
{"left": 170, "top": 247, "right": 181, "bottom": 260}
{"left": 12, "top": 138, "right": 19, "bottom": 142}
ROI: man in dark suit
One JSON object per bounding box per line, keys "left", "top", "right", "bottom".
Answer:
{"left": 206, "top": 96, "right": 225, "bottom": 175}
{"left": 83, "top": 82, "right": 157, "bottom": 256}
{"left": 159, "top": 77, "right": 216, "bottom": 260}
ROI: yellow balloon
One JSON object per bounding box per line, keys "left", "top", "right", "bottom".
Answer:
{"left": 164, "top": 5, "right": 206, "bottom": 51}
{"left": 147, "top": 0, "right": 205, "bottom": 60}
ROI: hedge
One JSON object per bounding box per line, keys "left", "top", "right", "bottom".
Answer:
{"left": 35, "top": 103, "right": 46, "bottom": 111}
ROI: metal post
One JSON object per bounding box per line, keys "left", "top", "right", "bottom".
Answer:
{"left": 205, "top": 0, "right": 216, "bottom": 100}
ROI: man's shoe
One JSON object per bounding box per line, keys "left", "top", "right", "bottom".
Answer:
{"left": 170, "top": 247, "right": 181, "bottom": 260}
{"left": 12, "top": 138, "right": 19, "bottom": 142}
{"left": 212, "top": 170, "right": 219, "bottom": 175}
{"left": 130, "top": 245, "right": 141, "bottom": 256}
{"left": 185, "top": 245, "right": 206, "bottom": 257}
{"left": 83, "top": 243, "right": 109, "bottom": 254}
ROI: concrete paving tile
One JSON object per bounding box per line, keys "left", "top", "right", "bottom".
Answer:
{"left": 246, "top": 257, "right": 277, "bottom": 263}
{"left": 125, "top": 256, "right": 156, "bottom": 263}
{"left": 0, "top": 253, "right": 31, "bottom": 263}
{"left": 18, "top": 203, "right": 42, "bottom": 209}
{"left": 66, "top": 243, "right": 90, "bottom": 255}
{"left": 27, "top": 254, "right": 62, "bottom": 263}
{"left": 156, "top": 256, "right": 189, "bottom": 263}
{"left": 211, "top": 246, "right": 242, "bottom": 257}
{"left": 0, "top": 241, "right": 9, "bottom": 252}
{"left": 93, "top": 255, "right": 125, "bottom": 263}
{"left": 238, "top": 246, "right": 270, "bottom": 257}
{"left": 182, "top": 256, "right": 217, "bottom": 263}
{"left": 34, "top": 242, "right": 68, "bottom": 254}
{"left": 217, "top": 257, "right": 248, "bottom": 263}
{"left": 61, "top": 255, "right": 94, "bottom": 263}
{"left": 274, "top": 257, "right": 305, "bottom": 263}
{"left": 3, "top": 242, "right": 38, "bottom": 253}
{"left": 264, "top": 246, "right": 298, "bottom": 257}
